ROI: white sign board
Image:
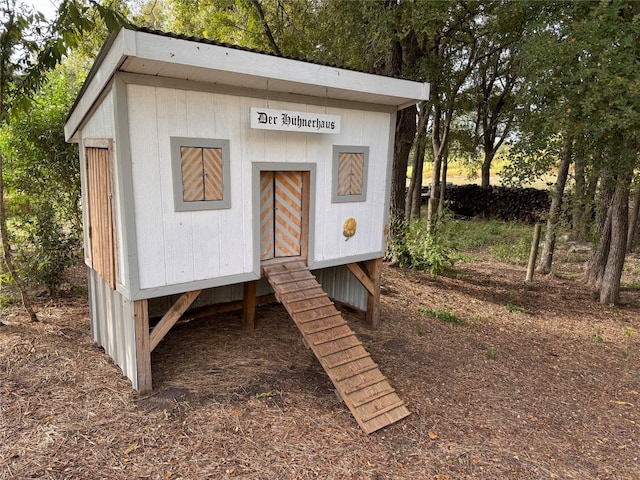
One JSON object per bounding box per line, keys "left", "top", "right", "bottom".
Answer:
{"left": 250, "top": 107, "right": 340, "bottom": 134}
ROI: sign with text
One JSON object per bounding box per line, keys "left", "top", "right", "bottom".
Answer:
{"left": 250, "top": 107, "right": 340, "bottom": 134}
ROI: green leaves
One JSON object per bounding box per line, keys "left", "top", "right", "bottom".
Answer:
{"left": 2, "top": 0, "right": 130, "bottom": 120}
{"left": 0, "top": 63, "right": 83, "bottom": 295}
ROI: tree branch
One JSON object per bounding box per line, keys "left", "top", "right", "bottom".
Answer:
{"left": 249, "top": 0, "right": 282, "bottom": 56}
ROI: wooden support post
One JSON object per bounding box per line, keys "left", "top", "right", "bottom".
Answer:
{"left": 366, "top": 258, "right": 382, "bottom": 329}
{"left": 149, "top": 289, "right": 202, "bottom": 352}
{"left": 134, "top": 299, "right": 152, "bottom": 393}
{"left": 242, "top": 280, "right": 257, "bottom": 331}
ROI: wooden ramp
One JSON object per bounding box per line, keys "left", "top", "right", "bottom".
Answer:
{"left": 263, "top": 261, "right": 410, "bottom": 434}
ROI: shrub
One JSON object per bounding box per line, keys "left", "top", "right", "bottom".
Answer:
{"left": 388, "top": 218, "right": 454, "bottom": 275}
{"left": 12, "top": 202, "right": 81, "bottom": 296}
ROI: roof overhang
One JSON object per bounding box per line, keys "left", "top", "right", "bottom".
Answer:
{"left": 65, "top": 28, "right": 430, "bottom": 142}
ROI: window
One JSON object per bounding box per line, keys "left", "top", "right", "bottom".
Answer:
{"left": 171, "top": 137, "right": 230, "bottom": 211}
{"left": 332, "top": 145, "right": 369, "bottom": 203}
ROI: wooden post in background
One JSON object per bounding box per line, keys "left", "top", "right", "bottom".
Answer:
{"left": 526, "top": 224, "right": 543, "bottom": 282}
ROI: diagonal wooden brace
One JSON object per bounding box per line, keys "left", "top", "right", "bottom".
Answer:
{"left": 346, "top": 258, "right": 382, "bottom": 328}
{"left": 149, "top": 289, "right": 202, "bottom": 351}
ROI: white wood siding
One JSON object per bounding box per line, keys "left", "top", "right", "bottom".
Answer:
{"left": 127, "top": 84, "right": 390, "bottom": 291}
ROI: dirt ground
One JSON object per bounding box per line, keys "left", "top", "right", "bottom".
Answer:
{"left": 1, "top": 253, "right": 639, "bottom": 479}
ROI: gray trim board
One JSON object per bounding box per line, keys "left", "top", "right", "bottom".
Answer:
{"left": 77, "top": 139, "right": 91, "bottom": 265}
{"left": 83, "top": 138, "right": 112, "bottom": 149}
{"left": 132, "top": 271, "right": 260, "bottom": 300}
{"left": 113, "top": 76, "right": 141, "bottom": 300}
{"left": 308, "top": 251, "right": 384, "bottom": 271}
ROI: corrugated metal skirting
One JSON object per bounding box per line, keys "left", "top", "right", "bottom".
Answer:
{"left": 147, "top": 265, "right": 368, "bottom": 319}
{"left": 315, "top": 265, "right": 368, "bottom": 311}
{"left": 88, "top": 267, "right": 139, "bottom": 388}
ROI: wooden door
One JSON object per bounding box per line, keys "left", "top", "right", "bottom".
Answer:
{"left": 260, "top": 171, "right": 306, "bottom": 261}
{"left": 86, "top": 146, "right": 116, "bottom": 289}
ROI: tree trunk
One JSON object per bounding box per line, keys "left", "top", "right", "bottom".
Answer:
{"left": 627, "top": 178, "right": 640, "bottom": 253}
{"left": 572, "top": 152, "right": 587, "bottom": 241}
{"left": 537, "top": 137, "right": 572, "bottom": 274}
{"left": 384, "top": 30, "right": 417, "bottom": 231}
{"left": 390, "top": 104, "right": 417, "bottom": 223}
{"left": 428, "top": 100, "right": 449, "bottom": 231}
{"left": 594, "top": 167, "right": 614, "bottom": 234}
{"left": 438, "top": 148, "right": 448, "bottom": 218}
{"left": 405, "top": 131, "right": 426, "bottom": 220}
{"left": 405, "top": 102, "right": 430, "bottom": 219}
{"left": 427, "top": 151, "right": 442, "bottom": 231}
{"left": 583, "top": 174, "right": 615, "bottom": 290}
{"left": 600, "top": 174, "right": 631, "bottom": 304}
{"left": 582, "top": 165, "right": 600, "bottom": 239}
{"left": 480, "top": 150, "right": 495, "bottom": 190}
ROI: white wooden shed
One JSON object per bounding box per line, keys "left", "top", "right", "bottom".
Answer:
{"left": 65, "top": 27, "right": 429, "bottom": 433}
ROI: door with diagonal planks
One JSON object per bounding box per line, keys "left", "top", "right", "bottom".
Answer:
{"left": 260, "top": 171, "right": 308, "bottom": 262}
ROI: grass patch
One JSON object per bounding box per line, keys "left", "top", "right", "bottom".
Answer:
{"left": 591, "top": 329, "right": 604, "bottom": 343}
{"left": 455, "top": 252, "right": 483, "bottom": 263}
{"left": 622, "top": 259, "right": 640, "bottom": 289}
{"left": 437, "top": 217, "right": 535, "bottom": 265}
{"left": 486, "top": 345, "right": 498, "bottom": 359}
{"left": 419, "top": 306, "right": 462, "bottom": 325}
{"left": 0, "top": 292, "right": 16, "bottom": 308}
{"left": 566, "top": 251, "right": 591, "bottom": 263}
{"left": 491, "top": 238, "right": 531, "bottom": 266}
{"left": 504, "top": 303, "right": 526, "bottom": 313}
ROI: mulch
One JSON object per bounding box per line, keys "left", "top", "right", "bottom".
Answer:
{"left": 1, "top": 254, "right": 639, "bottom": 479}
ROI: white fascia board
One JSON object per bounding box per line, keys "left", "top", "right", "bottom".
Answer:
{"left": 65, "top": 28, "right": 429, "bottom": 143}
{"left": 133, "top": 30, "right": 429, "bottom": 107}
{"left": 64, "top": 29, "right": 137, "bottom": 142}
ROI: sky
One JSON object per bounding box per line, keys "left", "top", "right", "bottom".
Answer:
{"left": 28, "top": 0, "right": 60, "bottom": 20}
